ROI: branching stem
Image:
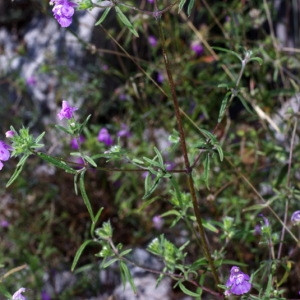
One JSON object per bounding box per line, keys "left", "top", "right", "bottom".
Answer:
{"left": 156, "top": 13, "right": 221, "bottom": 290}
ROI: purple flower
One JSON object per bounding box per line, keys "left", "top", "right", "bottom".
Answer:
{"left": 57, "top": 100, "right": 78, "bottom": 120}
{"left": 5, "top": 130, "right": 15, "bottom": 138}
{"left": 147, "top": 0, "right": 154, "bottom": 3}
{"left": 70, "top": 135, "right": 85, "bottom": 149}
{"left": 259, "top": 213, "right": 270, "bottom": 227}
{"left": 157, "top": 72, "right": 164, "bottom": 83}
{"left": 41, "top": 290, "right": 51, "bottom": 300}
{"left": 12, "top": 287, "right": 27, "bottom": 300}
{"left": 225, "top": 266, "right": 251, "bottom": 296}
{"left": 190, "top": 41, "right": 204, "bottom": 56}
{"left": 0, "top": 220, "right": 9, "bottom": 228}
{"left": 152, "top": 215, "right": 164, "bottom": 230}
{"left": 52, "top": 0, "right": 76, "bottom": 28}
{"left": 117, "top": 124, "right": 131, "bottom": 138}
{"left": 291, "top": 210, "right": 300, "bottom": 225}
{"left": 98, "top": 128, "right": 113, "bottom": 146}
{"left": 148, "top": 35, "right": 158, "bottom": 47}
{"left": 26, "top": 76, "right": 37, "bottom": 87}
{"left": 0, "top": 141, "right": 11, "bottom": 171}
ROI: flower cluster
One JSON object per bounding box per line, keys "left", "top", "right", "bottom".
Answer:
{"left": 225, "top": 266, "right": 251, "bottom": 296}
{"left": 51, "top": 0, "right": 77, "bottom": 27}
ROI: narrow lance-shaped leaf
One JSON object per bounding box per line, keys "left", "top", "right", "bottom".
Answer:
{"left": 218, "top": 91, "right": 231, "bottom": 123}
{"left": 178, "top": 282, "right": 200, "bottom": 297}
{"left": 178, "top": 0, "right": 187, "bottom": 13}
{"left": 95, "top": 7, "right": 112, "bottom": 25}
{"left": 187, "top": 0, "right": 195, "bottom": 16}
{"left": 6, "top": 154, "right": 29, "bottom": 187}
{"left": 71, "top": 239, "right": 94, "bottom": 271}
{"left": 90, "top": 207, "right": 104, "bottom": 238}
{"left": 79, "top": 171, "right": 94, "bottom": 221}
{"left": 119, "top": 261, "right": 137, "bottom": 294}
{"left": 203, "top": 153, "right": 210, "bottom": 189}
{"left": 37, "top": 152, "right": 76, "bottom": 174}
{"left": 115, "top": 6, "right": 139, "bottom": 37}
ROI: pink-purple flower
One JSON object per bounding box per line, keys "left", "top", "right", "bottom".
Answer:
{"left": 57, "top": 100, "right": 78, "bottom": 120}
{"left": 98, "top": 128, "right": 113, "bottom": 146}
{"left": 5, "top": 130, "right": 15, "bottom": 138}
{"left": 12, "top": 287, "right": 27, "bottom": 300}
{"left": 148, "top": 35, "right": 158, "bottom": 47}
{"left": 190, "top": 41, "right": 204, "bottom": 56}
{"left": 152, "top": 215, "right": 164, "bottom": 230}
{"left": 225, "top": 266, "right": 251, "bottom": 296}
{"left": 0, "top": 141, "right": 11, "bottom": 170}
{"left": 52, "top": 0, "right": 76, "bottom": 28}
{"left": 70, "top": 135, "right": 85, "bottom": 149}
{"left": 291, "top": 210, "right": 300, "bottom": 225}
{"left": 117, "top": 124, "right": 131, "bottom": 138}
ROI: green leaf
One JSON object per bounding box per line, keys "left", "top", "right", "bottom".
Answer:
{"left": 202, "top": 153, "right": 210, "bottom": 189}
{"left": 143, "top": 175, "right": 161, "bottom": 199}
{"left": 119, "top": 261, "right": 137, "bottom": 293}
{"left": 178, "top": 0, "right": 187, "bottom": 13}
{"left": 243, "top": 203, "right": 270, "bottom": 211}
{"left": 115, "top": 6, "right": 139, "bottom": 37}
{"left": 202, "top": 219, "right": 219, "bottom": 233}
{"left": 37, "top": 152, "right": 76, "bottom": 174}
{"left": 91, "top": 207, "right": 104, "bottom": 238}
{"left": 71, "top": 239, "right": 94, "bottom": 271}
{"left": 79, "top": 171, "right": 94, "bottom": 220}
{"left": 154, "top": 147, "right": 164, "bottom": 167}
{"left": 214, "top": 144, "right": 224, "bottom": 161}
{"left": 95, "top": 7, "right": 112, "bottom": 25}
{"left": 198, "top": 128, "right": 217, "bottom": 142}
{"left": 83, "top": 155, "right": 97, "bottom": 167}
{"left": 187, "top": 0, "right": 195, "bottom": 16}
{"left": 35, "top": 131, "right": 45, "bottom": 143}
{"left": 6, "top": 154, "right": 29, "bottom": 187}
{"left": 178, "top": 282, "right": 200, "bottom": 297}
{"left": 0, "top": 284, "right": 11, "bottom": 298}
{"left": 143, "top": 156, "right": 161, "bottom": 168}
{"left": 218, "top": 91, "right": 231, "bottom": 123}
{"left": 248, "top": 56, "right": 263, "bottom": 65}
{"left": 55, "top": 124, "right": 72, "bottom": 135}
{"left": 212, "top": 46, "right": 242, "bottom": 62}
{"left": 101, "top": 257, "right": 119, "bottom": 268}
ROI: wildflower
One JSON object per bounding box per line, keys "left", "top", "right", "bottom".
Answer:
{"left": 70, "top": 135, "right": 85, "bottom": 149}
{"left": 26, "top": 76, "right": 37, "bottom": 87}
{"left": 291, "top": 210, "right": 300, "bottom": 225}
{"left": 152, "top": 215, "right": 164, "bottom": 230}
{"left": 225, "top": 266, "right": 251, "bottom": 296}
{"left": 0, "top": 220, "right": 9, "bottom": 228}
{"left": 148, "top": 35, "right": 158, "bottom": 47}
{"left": 157, "top": 72, "right": 164, "bottom": 83}
{"left": 57, "top": 100, "right": 78, "bottom": 120}
{"left": 117, "top": 124, "right": 131, "bottom": 138}
{"left": 0, "top": 141, "right": 11, "bottom": 170}
{"left": 98, "top": 128, "right": 113, "bottom": 146}
{"left": 12, "top": 287, "right": 27, "bottom": 300}
{"left": 5, "top": 130, "right": 15, "bottom": 138}
{"left": 190, "top": 41, "right": 204, "bottom": 56}
{"left": 52, "top": 0, "right": 76, "bottom": 28}
{"left": 41, "top": 290, "right": 51, "bottom": 300}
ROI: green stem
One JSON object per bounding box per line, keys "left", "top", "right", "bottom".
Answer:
{"left": 156, "top": 15, "right": 220, "bottom": 289}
